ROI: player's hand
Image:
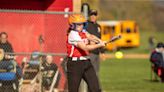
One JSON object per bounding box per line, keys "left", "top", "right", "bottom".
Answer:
{"left": 98, "top": 41, "right": 106, "bottom": 47}
{"left": 103, "top": 41, "right": 107, "bottom": 45}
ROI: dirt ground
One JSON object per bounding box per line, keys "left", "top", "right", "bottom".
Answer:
{"left": 100, "top": 53, "right": 149, "bottom": 60}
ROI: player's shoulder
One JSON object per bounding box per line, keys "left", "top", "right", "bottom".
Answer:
{"left": 68, "top": 30, "right": 81, "bottom": 40}
{"left": 69, "top": 30, "right": 78, "bottom": 35}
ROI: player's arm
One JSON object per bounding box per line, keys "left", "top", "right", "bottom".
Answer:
{"left": 85, "top": 32, "right": 102, "bottom": 44}
{"left": 68, "top": 31, "right": 105, "bottom": 51}
{"left": 77, "top": 41, "right": 105, "bottom": 51}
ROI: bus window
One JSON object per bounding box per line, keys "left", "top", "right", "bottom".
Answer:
{"left": 103, "top": 26, "right": 115, "bottom": 35}
{"left": 126, "top": 28, "right": 131, "bottom": 33}
{"left": 134, "top": 23, "right": 137, "bottom": 33}
{"left": 103, "top": 26, "right": 110, "bottom": 35}
{"left": 121, "top": 24, "right": 123, "bottom": 33}
{"left": 111, "top": 26, "right": 115, "bottom": 34}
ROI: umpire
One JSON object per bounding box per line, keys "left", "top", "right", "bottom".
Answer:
{"left": 86, "top": 9, "right": 103, "bottom": 76}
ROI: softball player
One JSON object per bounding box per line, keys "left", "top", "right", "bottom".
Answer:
{"left": 66, "top": 14, "right": 105, "bottom": 92}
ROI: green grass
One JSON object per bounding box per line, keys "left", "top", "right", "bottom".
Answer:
{"left": 100, "top": 59, "right": 164, "bottom": 92}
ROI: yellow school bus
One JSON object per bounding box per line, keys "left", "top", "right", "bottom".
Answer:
{"left": 98, "top": 20, "right": 140, "bottom": 51}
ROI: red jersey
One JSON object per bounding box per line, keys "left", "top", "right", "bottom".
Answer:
{"left": 67, "top": 30, "right": 89, "bottom": 57}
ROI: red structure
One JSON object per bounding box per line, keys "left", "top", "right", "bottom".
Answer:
{"left": 0, "top": 0, "right": 73, "bottom": 90}
{"left": 0, "top": 0, "right": 73, "bottom": 11}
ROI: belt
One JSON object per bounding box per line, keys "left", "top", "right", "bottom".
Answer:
{"left": 68, "top": 56, "right": 90, "bottom": 61}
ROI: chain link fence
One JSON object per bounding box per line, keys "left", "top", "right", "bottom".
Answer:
{"left": 0, "top": 9, "right": 71, "bottom": 92}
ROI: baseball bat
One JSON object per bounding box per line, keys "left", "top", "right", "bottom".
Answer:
{"left": 105, "top": 35, "right": 122, "bottom": 44}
